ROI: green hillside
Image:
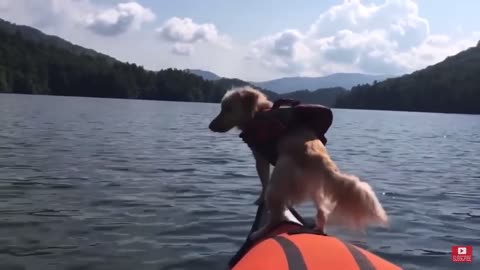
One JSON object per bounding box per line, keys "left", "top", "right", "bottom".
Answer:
{"left": 0, "top": 20, "right": 231, "bottom": 102}
{"left": 0, "top": 19, "right": 343, "bottom": 107}
{"left": 336, "top": 42, "right": 480, "bottom": 114}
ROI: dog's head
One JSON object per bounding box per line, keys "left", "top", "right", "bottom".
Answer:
{"left": 209, "top": 86, "right": 272, "bottom": 133}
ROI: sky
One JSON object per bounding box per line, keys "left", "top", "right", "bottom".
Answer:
{"left": 1, "top": 0, "right": 479, "bottom": 81}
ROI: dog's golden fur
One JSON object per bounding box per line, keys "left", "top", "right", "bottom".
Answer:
{"left": 209, "top": 86, "right": 388, "bottom": 239}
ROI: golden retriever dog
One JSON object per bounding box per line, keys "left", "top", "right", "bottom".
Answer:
{"left": 209, "top": 86, "right": 389, "bottom": 240}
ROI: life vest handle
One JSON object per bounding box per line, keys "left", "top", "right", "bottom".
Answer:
{"left": 272, "top": 99, "right": 300, "bottom": 110}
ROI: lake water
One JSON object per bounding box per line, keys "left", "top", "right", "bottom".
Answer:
{"left": 0, "top": 93, "right": 479, "bottom": 270}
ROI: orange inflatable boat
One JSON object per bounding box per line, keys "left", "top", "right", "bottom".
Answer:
{"left": 228, "top": 203, "right": 402, "bottom": 270}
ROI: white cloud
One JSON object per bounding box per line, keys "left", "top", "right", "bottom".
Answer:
{"left": 85, "top": 2, "right": 155, "bottom": 36}
{"left": 156, "top": 17, "right": 231, "bottom": 55}
{"left": 172, "top": 43, "right": 194, "bottom": 56}
{"left": 307, "top": 0, "right": 429, "bottom": 50}
{"left": 246, "top": 29, "right": 312, "bottom": 73}
{"left": 0, "top": 0, "right": 89, "bottom": 29}
{"left": 393, "top": 34, "right": 480, "bottom": 71}
{"left": 0, "top": 0, "right": 154, "bottom": 36}
{"left": 157, "top": 17, "right": 215, "bottom": 43}
{"left": 248, "top": 0, "right": 479, "bottom": 76}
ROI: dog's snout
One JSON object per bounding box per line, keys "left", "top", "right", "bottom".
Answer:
{"left": 208, "top": 119, "right": 217, "bottom": 131}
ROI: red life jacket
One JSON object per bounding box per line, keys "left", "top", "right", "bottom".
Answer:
{"left": 239, "top": 99, "right": 333, "bottom": 165}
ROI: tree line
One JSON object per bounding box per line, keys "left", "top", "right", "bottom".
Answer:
{"left": 3, "top": 22, "right": 479, "bottom": 114}
{"left": 0, "top": 28, "right": 240, "bottom": 103}
{"left": 0, "top": 26, "right": 336, "bottom": 106}
{"left": 336, "top": 44, "right": 480, "bottom": 114}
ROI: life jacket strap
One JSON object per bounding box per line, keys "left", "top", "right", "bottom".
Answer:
{"left": 287, "top": 227, "right": 327, "bottom": 236}
{"left": 272, "top": 99, "right": 301, "bottom": 109}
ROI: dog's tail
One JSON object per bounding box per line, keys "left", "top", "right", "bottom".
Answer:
{"left": 325, "top": 172, "right": 389, "bottom": 231}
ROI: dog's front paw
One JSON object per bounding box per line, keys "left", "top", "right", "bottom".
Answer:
{"left": 313, "top": 225, "right": 326, "bottom": 235}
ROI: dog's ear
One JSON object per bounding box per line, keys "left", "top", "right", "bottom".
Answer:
{"left": 241, "top": 91, "right": 259, "bottom": 116}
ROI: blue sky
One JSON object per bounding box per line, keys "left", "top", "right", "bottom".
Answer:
{"left": 143, "top": 0, "right": 480, "bottom": 40}
{"left": 1, "top": 0, "right": 479, "bottom": 81}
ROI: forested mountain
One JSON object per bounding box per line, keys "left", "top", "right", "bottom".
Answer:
{"left": 4, "top": 18, "right": 478, "bottom": 113}
{"left": 282, "top": 87, "right": 348, "bottom": 107}
{"left": 0, "top": 20, "right": 248, "bottom": 102}
{"left": 0, "top": 21, "right": 340, "bottom": 106}
{"left": 185, "top": 69, "right": 221, "bottom": 81}
{"left": 0, "top": 18, "right": 115, "bottom": 62}
{"left": 336, "top": 42, "right": 480, "bottom": 114}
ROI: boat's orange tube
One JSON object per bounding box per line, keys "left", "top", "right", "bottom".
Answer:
{"left": 232, "top": 223, "right": 402, "bottom": 270}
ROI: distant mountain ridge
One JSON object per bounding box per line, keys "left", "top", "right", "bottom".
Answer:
{"left": 0, "top": 18, "right": 343, "bottom": 107}
{"left": 179, "top": 69, "right": 354, "bottom": 106}
{"left": 0, "top": 17, "right": 388, "bottom": 97}
{"left": 185, "top": 69, "right": 221, "bottom": 80}
{"left": 281, "top": 87, "right": 348, "bottom": 107}
{"left": 182, "top": 68, "right": 392, "bottom": 94}
{"left": 2, "top": 18, "right": 478, "bottom": 113}
{"left": 251, "top": 73, "right": 392, "bottom": 93}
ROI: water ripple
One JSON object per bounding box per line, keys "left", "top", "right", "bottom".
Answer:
{"left": 0, "top": 95, "right": 479, "bottom": 270}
